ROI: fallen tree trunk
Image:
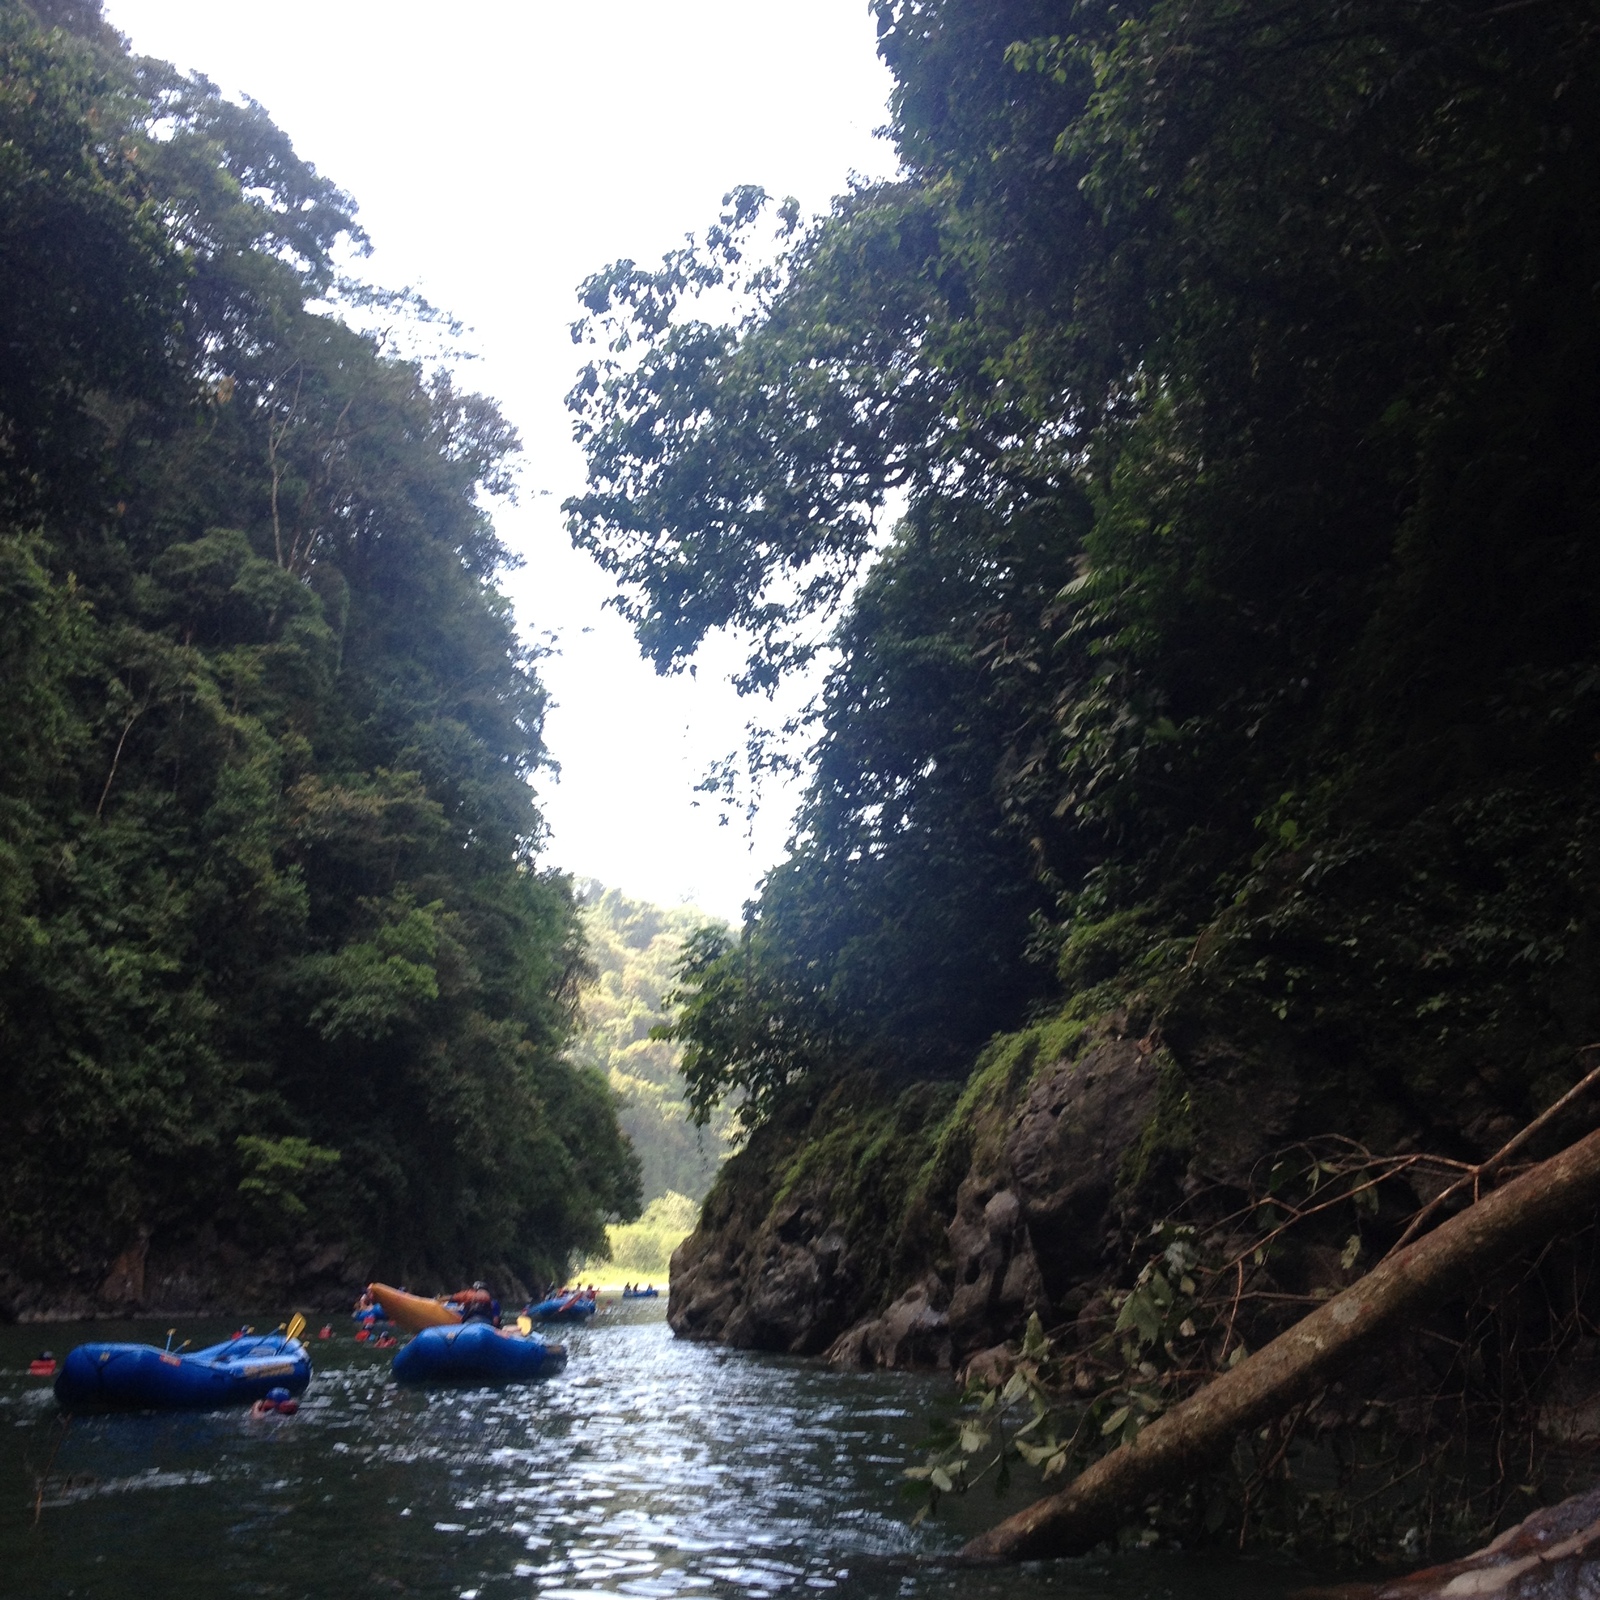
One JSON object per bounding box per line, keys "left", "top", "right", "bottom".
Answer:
{"left": 963, "top": 1125, "right": 1600, "bottom": 1562}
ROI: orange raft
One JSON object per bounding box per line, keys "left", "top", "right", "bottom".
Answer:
{"left": 367, "top": 1282, "right": 462, "bottom": 1333}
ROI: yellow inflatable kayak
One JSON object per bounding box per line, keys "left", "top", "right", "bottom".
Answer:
{"left": 367, "top": 1282, "right": 462, "bottom": 1332}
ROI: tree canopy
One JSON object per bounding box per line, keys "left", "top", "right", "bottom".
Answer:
{"left": 0, "top": 0, "right": 638, "bottom": 1292}
{"left": 569, "top": 0, "right": 1600, "bottom": 1130}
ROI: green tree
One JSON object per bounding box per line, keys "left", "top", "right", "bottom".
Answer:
{"left": 0, "top": 0, "right": 638, "bottom": 1294}
{"left": 567, "top": 884, "right": 734, "bottom": 1202}
{"left": 570, "top": 0, "right": 1600, "bottom": 1137}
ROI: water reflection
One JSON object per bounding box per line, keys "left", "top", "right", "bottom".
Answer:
{"left": 1, "top": 1305, "right": 1308, "bottom": 1598}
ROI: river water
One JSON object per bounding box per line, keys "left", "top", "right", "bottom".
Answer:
{"left": 1, "top": 1303, "right": 1319, "bottom": 1599}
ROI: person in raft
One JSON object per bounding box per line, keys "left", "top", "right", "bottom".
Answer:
{"left": 449, "top": 1282, "right": 501, "bottom": 1326}
{"left": 352, "top": 1290, "right": 386, "bottom": 1324}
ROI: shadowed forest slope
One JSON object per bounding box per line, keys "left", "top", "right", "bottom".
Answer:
{"left": 0, "top": 0, "right": 638, "bottom": 1311}
{"left": 568, "top": 0, "right": 1600, "bottom": 1557}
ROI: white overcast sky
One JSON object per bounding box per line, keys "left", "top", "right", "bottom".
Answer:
{"left": 101, "top": 0, "right": 898, "bottom": 925}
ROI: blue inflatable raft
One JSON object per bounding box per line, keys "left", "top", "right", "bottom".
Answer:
{"left": 524, "top": 1294, "right": 596, "bottom": 1322}
{"left": 55, "top": 1332, "right": 311, "bottom": 1412}
{"left": 391, "top": 1322, "right": 566, "bottom": 1384}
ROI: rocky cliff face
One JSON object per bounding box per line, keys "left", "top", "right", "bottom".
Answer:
{"left": 668, "top": 999, "right": 1600, "bottom": 1571}
{"left": 667, "top": 997, "right": 1580, "bottom": 1386}
{"left": 669, "top": 1027, "right": 1168, "bottom": 1371}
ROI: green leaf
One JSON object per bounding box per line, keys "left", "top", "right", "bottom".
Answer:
{"left": 1021, "top": 1311, "right": 1049, "bottom": 1360}
{"left": 1114, "top": 1287, "right": 1163, "bottom": 1347}
{"left": 999, "top": 1371, "right": 1031, "bottom": 1407}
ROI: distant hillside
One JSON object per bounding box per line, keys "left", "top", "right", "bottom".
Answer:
{"left": 570, "top": 884, "right": 735, "bottom": 1204}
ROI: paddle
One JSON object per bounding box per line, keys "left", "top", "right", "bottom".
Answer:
{"left": 283, "top": 1313, "right": 306, "bottom": 1346}
{"left": 516, "top": 1314, "right": 533, "bottom": 1336}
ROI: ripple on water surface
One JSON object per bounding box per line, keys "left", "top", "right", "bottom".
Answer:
{"left": 0, "top": 1307, "right": 1309, "bottom": 1599}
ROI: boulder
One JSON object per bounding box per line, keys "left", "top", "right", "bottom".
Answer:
{"left": 1301, "top": 1485, "right": 1600, "bottom": 1598}
{"left": 669, "top": 1171, "right": 864, "bottom": 1356}
{"left": 825, "top": 1277, "right": 952, "bottom": 1369}
{"left": 945, "top": 1177, "right": 1048, "bottom": 1353}
{"left": 669, "top": 1032, "right": 1168, "bottom": 1370}
{"left": 1004, "top": 1038, "right": 1161, "bottom": 1309}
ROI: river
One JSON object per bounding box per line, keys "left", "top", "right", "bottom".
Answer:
{"left": 2, "top": 1303, "right": 1319, "bottom": 1599}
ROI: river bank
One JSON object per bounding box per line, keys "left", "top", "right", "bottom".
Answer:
{"left": 0, "top": 1234, "right": 372, "bottom": 1325}
{"left": 668, "top": 1016, "right": 1600, "bottom": 1564}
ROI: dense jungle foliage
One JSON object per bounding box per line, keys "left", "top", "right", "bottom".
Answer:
{"left": 604, "top": 1190, "right": 699, "bottom": 1281}
{"left": 569, "top": 0, "right": 1600, "bottom": 1148}
{"left": 0, "top": 0, "right": 639, "bottom": 1291}
{"left": 567, "top": 883, "right": 733, "bottom": 1204}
